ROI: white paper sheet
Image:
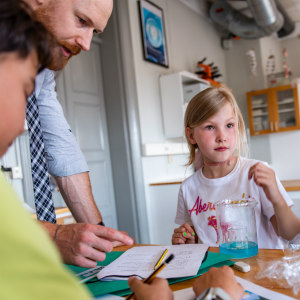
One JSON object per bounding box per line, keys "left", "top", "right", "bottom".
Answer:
{"left": 235, "top": 276, "right": 297, "bottom": 300}
{"left": 172, "top": 277, "right": 297, "bottom": 300}
{"left": 97, "top": 244, "right": 209, "bottom": 281}
{"left": 173, "top": 287, "right": 196, "bottom": 300}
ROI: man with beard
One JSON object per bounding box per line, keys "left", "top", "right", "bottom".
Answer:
{"left": 23, "top": 0, "right": 134, "bottom": 268}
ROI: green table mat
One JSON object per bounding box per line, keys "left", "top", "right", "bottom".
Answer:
{"left": 66, "top": 251, "right": 234, "bottom": 297}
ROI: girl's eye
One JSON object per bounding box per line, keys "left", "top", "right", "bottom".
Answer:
{"left": 227, "top": 123, "right": 234, "bottom": 128}
{"left": 205, "top": 125, "right": 214, "bottom": 130}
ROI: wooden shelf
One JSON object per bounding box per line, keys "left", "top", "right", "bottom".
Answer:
{"left": 278, "top": 108, "right": 294, "bottom": 113}
{"left": 253, "top": 112, "right": 269, "bottom": 117}
{"left": 281, "top": 180, "right": 300, "bottom": 192}
{"left": 252, "top": 104, "right": 268, "bottom": 109}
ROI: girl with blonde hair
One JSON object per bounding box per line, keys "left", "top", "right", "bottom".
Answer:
{"left": 172, "top": 85, "right": 300, "bottom": 248}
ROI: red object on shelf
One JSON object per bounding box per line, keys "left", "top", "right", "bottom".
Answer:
{"left": 197, "top": 62, "right": 220, "bottom": 86}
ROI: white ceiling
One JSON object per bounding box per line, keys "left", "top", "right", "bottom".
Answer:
{"left": 276, "top": 0, "right": 300, "bottom": 22}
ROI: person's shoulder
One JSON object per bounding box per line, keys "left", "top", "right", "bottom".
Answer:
{"left": 181, "top": 171, "right": 200, "bottom": 187}
{"left": 35, "top": 68, "right": 55, "bottom": 96}
{"left": 239, "top": 157, "right": 268, "bottom": 169}
{"left": 43, "top": 68, "right": 55, "bottom": 78}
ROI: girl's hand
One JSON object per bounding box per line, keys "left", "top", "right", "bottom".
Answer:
{"left": 249, "top": 163, "right": 300, "bottom": 240}
{"left": 248, "top": 162, "right": 282, "bottom": 205}
{"left": 172, "top": 223, "right": 196, "bottom": 245}
{"left": 127, "top": 277, "right": 173, "bottom": 300}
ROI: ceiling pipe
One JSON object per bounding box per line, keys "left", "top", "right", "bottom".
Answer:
{"left": 275, "top": 0, "right": 295, "bottom": 38}
{"left": 246, "top": 0, "right": 283, "bottom": 34}
{"left": 209, "top": 0, "right": 285, "bottom": 39}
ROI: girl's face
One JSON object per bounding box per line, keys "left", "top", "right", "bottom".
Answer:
{"left": 187, "top": 102, "right": 238, "bottom": 165}
{"left": 0, "top": 51, "right": 37, "bottom": 157}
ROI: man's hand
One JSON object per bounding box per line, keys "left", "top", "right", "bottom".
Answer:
{"left": 41, "top": 222, "right": 134, "bottom": 268}
{"left": 193, "top": 266, "right": 244, "bottom": 300}
{"left": 127, "top": 277, "right": 173, "bottom": 300}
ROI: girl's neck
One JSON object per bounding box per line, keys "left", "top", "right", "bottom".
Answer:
{"left": 202, "top": 155, "right": 237, "bottom": 179}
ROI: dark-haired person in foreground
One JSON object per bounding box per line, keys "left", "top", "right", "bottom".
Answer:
{"left": 0, "top": 1, "right": 91, "bottom": 298}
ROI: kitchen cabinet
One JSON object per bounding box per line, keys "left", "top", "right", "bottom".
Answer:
{"left": 159, "top": 71, "right": 210, "bottom": 138}
{"left": 147, "top": 183, "right": 181, "bottom": 244}
{"left": 247, "top": 84, "right": 300, "bottom": 135}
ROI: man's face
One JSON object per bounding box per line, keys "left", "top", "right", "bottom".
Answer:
{"left": 0, "top": 52, "right": 37, "bottom": 157}
{"left": 34, "top": 0, "right": 113, "bottom": 70}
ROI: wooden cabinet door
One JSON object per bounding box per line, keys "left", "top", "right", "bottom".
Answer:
{"left": 247, "top": 89, "right": 273, "bottom": 135}
{"left": 247, "top": 84, "right": 300, "bottom": 136}
{"left": 272, "top": 85, "right": 300, "bottom": 132}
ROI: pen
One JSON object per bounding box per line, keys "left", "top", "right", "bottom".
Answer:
{"left": 126, "top": 254, "right": 175, "bottom": 300}
{"left": 154, "top": 248, "right": 168, "bottom": 270}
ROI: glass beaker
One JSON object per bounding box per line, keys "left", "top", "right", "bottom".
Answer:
{"left": 215, "top": 199, "right": 258, "bottom": 259}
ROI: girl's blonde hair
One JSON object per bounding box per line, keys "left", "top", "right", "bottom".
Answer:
{"left": 184, "top": 85, "right": 248, "bottom": 165}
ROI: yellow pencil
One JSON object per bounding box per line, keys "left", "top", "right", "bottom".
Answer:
{"left": 126, "top": 254, "right": 174, "bottom": 300}
{"left": 154, "top": 248, "right": 168, "bottom": 270}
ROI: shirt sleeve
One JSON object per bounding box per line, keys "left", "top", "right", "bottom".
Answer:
{"left": 174, "top": 184, "right": 193, "bottom": 225}
{"left": 35, "top": 69, "right": 89, "bottom": 177}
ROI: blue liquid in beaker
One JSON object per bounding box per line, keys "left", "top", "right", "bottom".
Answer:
{"left": 219, "top": 241, "right": 258, "bottom": 259}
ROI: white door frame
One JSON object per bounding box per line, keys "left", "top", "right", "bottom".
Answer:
{"left": 100, "top": 2, "right": 150, "bottom": 243}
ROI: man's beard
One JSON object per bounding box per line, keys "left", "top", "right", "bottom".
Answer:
{"left": 48, "top": 41, "right": 81, "bottom": 71}
{"left": 33, "top": 5, "right": 81, "bottom": 71}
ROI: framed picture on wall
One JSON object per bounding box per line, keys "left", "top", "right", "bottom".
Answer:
{"left": 138, "top": 0, "right": 169, "bottom": 68}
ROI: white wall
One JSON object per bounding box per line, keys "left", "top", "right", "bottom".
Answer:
{"left": 260, "top": 35, "right": 283, "bottom": 87}
{"left": 282, "top": 38, "right": 300, "bottom": 79}
{"left": 224, "top": 38, "right": 272, "bottom": 164}
{"left": 269, "top": 131, "right": 300, "bottom": 180}
{"left": 127, "top": 0, "right": 226, "bottom": 144}
{"left": 269, "top": 35, "right": 300, "bottom": 180}
{"left": 225, "top": 33, "right": 300, "bottom": 179}
{"left": 259, "top": 36, "right": 300, "bottom": 179}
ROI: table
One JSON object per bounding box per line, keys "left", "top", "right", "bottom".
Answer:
{"left": 281, "top": 180, "right": 300, "bottom": 192}
{"left": 114, "top": 245, "right": 299, "bottom": 299}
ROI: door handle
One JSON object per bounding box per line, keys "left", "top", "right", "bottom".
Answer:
{"left": 1, "top": 165, "right": 23, "bottom": 179}
{"left": 1, "top": 165, "right": 12, "bottom": 172}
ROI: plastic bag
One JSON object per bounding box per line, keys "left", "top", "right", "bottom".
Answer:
{"left": 256, "top": 234, "right": 300, "bottom": 296}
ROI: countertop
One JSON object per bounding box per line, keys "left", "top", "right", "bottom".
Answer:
{"left": 150, "top": 179, "right": 300, "bottom": 192}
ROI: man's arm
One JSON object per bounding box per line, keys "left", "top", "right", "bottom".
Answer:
{"left": 39, "top": 221, "right": 134, "bottom": 268}
{"left": 36, "top": 69, "right": 103, "bottom": 223}
{"left": 34, "top": 70, "right": 136, "bottom": 268}
{"left": 55, "top": 172, "right": 103, "bottom": 224}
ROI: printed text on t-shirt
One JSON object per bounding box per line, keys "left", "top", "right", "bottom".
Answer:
{"left": 189, "top": 196, "right": 215, "bottom": 216}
